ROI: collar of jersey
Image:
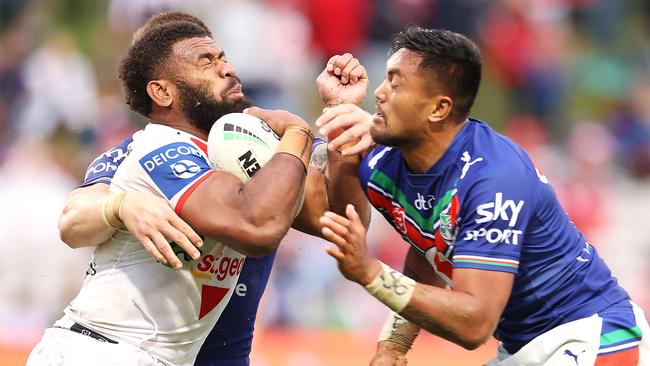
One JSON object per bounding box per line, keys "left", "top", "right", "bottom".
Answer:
{"left": 402, "top": 118, "right": 475, "bottom": 187}
{"left": 144, "top": 122, "right": 208, "bottom": 144}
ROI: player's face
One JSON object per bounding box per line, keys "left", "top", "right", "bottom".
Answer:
{"left": 171, "top": 37, "right": 251, "bottom": 133}
{"left": 371, "top": 49, "right": 437, "bottom": 147}
{"left": 172, "top": 36, "right": 244, "bottom": 105}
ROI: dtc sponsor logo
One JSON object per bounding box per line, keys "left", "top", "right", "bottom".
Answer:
{"left": 475, "top": 192, "right": 524, "bottom": 227}
{"left": 413, "top": 193, "right": 435, "bottom": 211}
{"left": 141, "top": 143, "right": 203, "bottom": 172}
{"left": 463, "top": 227, "right": 523, "bottom": 245}
{"left": 170, "top": 159, "right": 202, "bottom": 179}
{"left": 197, "top": 254, "right": 246, "bottom": 281}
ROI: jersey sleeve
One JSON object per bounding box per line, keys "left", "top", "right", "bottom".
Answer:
{"left": 452, "top": 168, "right": 536, "bottom": 274}
{"left": 79, "top": 137, "right": 133, "bottom": 187}
{"left": 135, "top": 141, "right": 213, "bottom": 213}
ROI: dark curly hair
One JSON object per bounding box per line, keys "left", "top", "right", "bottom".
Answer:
{"left": 118, "top": 20, "right": 210, "bottom": 117}
{"left": 132, "top": 11, "right": 211, "bottom": 43}
{"left": 390, "top": 25, "right": 482, "bottom": 120}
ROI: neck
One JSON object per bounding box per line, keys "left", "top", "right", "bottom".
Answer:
{"left": 401, "top": 119, "right": 468, "bottom": 173}
{"left": 149, "top": 109, "right": 208, "bottom": 140}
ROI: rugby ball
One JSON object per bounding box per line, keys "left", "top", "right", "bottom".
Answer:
{"left": 207, "top": 112, "right": 281, "bottom": 182}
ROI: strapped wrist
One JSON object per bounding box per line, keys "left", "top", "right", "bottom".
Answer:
{"left": 378, "top": 311, "right": 420, "bottom": 350}
{"left": 364, "top": 261, "right": 416, "bottom": 313}
{"left": 102, "top": 192, "right": 126, "bottom": 228}
{"left": 276, "top": 125, "right": 315, "bottom": 171}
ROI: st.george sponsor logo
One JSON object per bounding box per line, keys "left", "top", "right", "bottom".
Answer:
{"left": 475, "top": 192, "right": 524, "bottom": 227}
{"left": 196, "top": 253, "right": 246, "bottom": 281}
{"left": 464, "top": 227, "right": 523, "bottom": 245}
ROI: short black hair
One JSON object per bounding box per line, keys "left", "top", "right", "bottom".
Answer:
{"left": 133, "top": 11, "right": 211, "bottom": 43}
{"left": 390, "top": 25, "right": 482, "bottom": 120}
{"left": 119, "top": 20, "right": 210, "bottom": 117}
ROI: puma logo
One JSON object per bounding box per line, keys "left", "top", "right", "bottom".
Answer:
{"left": 460, "top": 151, "right": 483, "bottom": 179}
{"left": 563, "top": 349, "right": 585, "bottom": 365}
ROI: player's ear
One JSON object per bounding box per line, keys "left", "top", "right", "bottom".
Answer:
{"left": 428, "top": 95, "right": 453, "bottom": 124}
{"left": 147, "top": 79, "right": 174, "bottom": 108}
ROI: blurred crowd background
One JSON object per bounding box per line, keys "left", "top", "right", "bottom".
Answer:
{"left": 1, "top": 0, "right": 650, "bottom": 364}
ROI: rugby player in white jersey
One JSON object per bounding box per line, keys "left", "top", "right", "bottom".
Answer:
{"left": 27, "top": 15, "right": 371, "bottom": 366}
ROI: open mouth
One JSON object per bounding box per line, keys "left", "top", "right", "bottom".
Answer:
{"left": 373, "top": 109, "right": 384, "bottom": 124}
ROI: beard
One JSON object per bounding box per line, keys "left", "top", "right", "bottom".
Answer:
{"left": 176, "top": 77, "right": 253, "bottom": 134}
{"left": 370, "top": 122, "right": 410, "bottom": 147}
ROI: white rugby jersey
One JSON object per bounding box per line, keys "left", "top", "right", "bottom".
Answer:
{"left": 55, "top": 123, "right": 246, "bottom": 366}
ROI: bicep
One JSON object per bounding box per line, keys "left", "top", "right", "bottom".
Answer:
{"left": 178, "top": 170, "right": 247, "bottom": 239}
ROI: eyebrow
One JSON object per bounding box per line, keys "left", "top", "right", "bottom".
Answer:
{"left": 387, "top": 69, "right": 402, "bottom": 79}
{"left": 197, "top": 50, "right": 226, "bottom": 62}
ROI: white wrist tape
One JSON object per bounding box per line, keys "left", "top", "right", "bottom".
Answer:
{"left": 378, "top": 311, "right": 420, "bottom": 349}
{"left": 364, "top": 261, "right": 416, "bottom": 313}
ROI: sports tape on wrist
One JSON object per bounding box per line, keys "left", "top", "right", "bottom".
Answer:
{"left": 102, "top": 192, "right": 126, "bottom": 228}
{"left": 378, "top": 311, "right": 420, "bottom": 349}
{"left": 364, "top": 261, "right": 416, "bottom": 313}
{"left": 276, "top": 126, "right": 314, "bottom": 171}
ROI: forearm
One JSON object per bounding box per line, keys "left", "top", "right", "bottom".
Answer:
{"left": 400, "top": 284, "right": 492, "bottom": 349}
{"left": 364, "top": 262, "right": 495, "bottom": 350}
{"left": 239, "top": 153, "right": 307, "bottom": 234}
{"left": 326, "top": 150, "right": 370, "bottom": 229}
{"left": 59, "top": 184, "right": 117, "bottom": 248}
{"left": 197, "top": 153, "right": 309, "bottom": 256}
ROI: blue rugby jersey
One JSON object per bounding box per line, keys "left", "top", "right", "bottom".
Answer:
{"left": 82, "top": 136, "right": 275, "bottom": 366}
{"left": 359, "top": 118, "right": 629, "bottom": 353}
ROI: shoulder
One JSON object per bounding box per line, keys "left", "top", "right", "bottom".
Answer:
{"left": 457, "top": 120, "right": 536, "bottom": 185}
{"left": 454, "top": 120, "right": 542, "bottom": 207}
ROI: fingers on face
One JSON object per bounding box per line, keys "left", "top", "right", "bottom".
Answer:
{"left": 317, "top": 105, "right": 362, "bottom": 136}
{"left": 341, "top": 134, "right": 373, "bottom": 156}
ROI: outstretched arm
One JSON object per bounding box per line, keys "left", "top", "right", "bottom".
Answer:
{"left": 371, "top": 247, "right": 447, "bottom": 365}
{"left": 291, "top": 54, "right": 373, "bottom": 236}
{"left": 321, "top": 205, "right": 513, "bottom": 350}
{"left": 59, "top": 183, "right": 203, "bottom": 269}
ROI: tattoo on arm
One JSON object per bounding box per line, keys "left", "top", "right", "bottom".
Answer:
{"left": 309, "top": 143, "right": 328, "bottom": 173}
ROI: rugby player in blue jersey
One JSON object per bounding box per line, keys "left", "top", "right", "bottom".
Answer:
{"left": 46, "top": 11, "right": 370, "bottom": 366}
{"left": 317, "top": 25, "right": 649, "bottom": 365}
